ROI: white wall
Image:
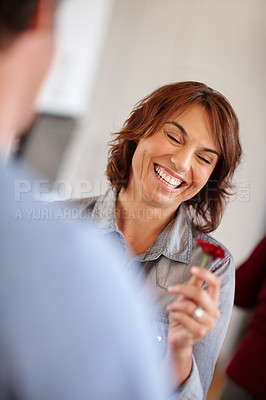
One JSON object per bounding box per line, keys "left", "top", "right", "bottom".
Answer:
{"left": 58, "top": 0, "right": 266, "bottom": 364}
{"left": 37, "top": 0, "right": 115, "bottom": 116}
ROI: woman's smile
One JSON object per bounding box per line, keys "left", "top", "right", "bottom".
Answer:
{"left": 129, "top": 105, "right": 219, "bottom": 209}
{"left": 153, "top": 163, "right": 187, "bottom": 191}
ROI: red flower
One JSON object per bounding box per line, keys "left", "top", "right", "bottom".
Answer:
{"left": 196, "top": 238, "right": 225, "bottom": 261}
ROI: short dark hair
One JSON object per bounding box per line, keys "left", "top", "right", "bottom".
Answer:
{"left": 107, "top": 81, "right": 242, "bottom": 233}
{"left": 0, "top": 0, "right": 39, "bottom": 47}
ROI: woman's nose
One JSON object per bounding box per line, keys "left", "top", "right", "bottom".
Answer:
{"left": 170, "top": 148, "right": 192, "bottom": 174}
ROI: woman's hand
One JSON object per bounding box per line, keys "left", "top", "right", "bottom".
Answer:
{"left": 166, "top": 266, "right": 221, "bottom": 384}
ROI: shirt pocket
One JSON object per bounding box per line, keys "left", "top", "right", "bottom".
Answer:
{"left": 156, "top": 258, "right": 191, "bottom": 292}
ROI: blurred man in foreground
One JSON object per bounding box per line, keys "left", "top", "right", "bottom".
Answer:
{"left": 0, "top": 1, "right": 170, "bottom": 399}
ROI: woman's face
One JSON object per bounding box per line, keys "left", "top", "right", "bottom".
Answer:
{"left": 129, "top": 105, "right": 219, "bottom": 211}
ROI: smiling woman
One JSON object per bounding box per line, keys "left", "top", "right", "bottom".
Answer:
{"left": 107, "top": 81, "right": 241, "bottom": 233}
{"left": 128, "top": 105, "right": 219, "bottom": 218}
{"left": 71, "top": 81, "right": 242, "bottom": 400}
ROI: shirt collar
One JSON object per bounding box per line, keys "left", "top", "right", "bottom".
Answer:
{"left": 92, "top": 187, "right": 192, "bottom": 264}
{"left": 91, "top": 187, "right": 119, "bottom": 232}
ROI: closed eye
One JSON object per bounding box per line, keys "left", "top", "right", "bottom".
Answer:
{"left": 197, "top": 155, "right": 211, "bottom": 164}
{"left": 167, "top": 134, "right": 181, "bottom": 144}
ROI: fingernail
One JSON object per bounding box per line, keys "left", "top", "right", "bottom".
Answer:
{"left": 168, "top": 285, "right": 178, "bottom": 292}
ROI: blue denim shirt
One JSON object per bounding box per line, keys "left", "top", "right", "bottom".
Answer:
{"left": 0, "top": 160, "right": 171, "bottom": 400}
{"left": 74, "top": 188, "right": 235, "bottom": 400}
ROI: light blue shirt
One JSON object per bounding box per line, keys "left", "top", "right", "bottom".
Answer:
{"left": 73, "top": 188, "right": 235, "bottom": 400}
{"left": 0, "top": 159, "right": 170, "bottom": 400}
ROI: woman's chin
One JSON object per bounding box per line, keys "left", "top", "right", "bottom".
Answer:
{"left": 142, "top": 187, "right": 181, "bottom": 209}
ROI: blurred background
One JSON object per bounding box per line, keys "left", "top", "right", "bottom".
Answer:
{"left": 19, "top": 0, "right": 266, "bottom": 397}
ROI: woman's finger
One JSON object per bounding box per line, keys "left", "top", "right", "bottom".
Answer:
{"left": 168, "top": 283, "right": 220, "bottom": 318}
{"left": 169, "top": 305, "right": 218, "bottom": 331}
{"left": 168, "top": 266, "right": 220, "bottom": 303}
{"left": 167, "top": 299, "right": 198, "bottom": 315}
{"left": 190, "top": 266, "right": 221, "bottom": 303}
{"left": 168, "top": 297, "right": 220, "bottom": 329}
{"left": 187, "top": 273, "right": 204, "bottom": 288}
{"left": 168, "top": 311, "right": 209, "bottom": 340}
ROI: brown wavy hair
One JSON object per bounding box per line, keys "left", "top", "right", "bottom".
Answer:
{"left": 107, "top": 81, "right": 242, "bottom": 233}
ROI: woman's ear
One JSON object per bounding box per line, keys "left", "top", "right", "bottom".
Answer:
{"left": 31, "top": 0, "right": 57, "bottom": 31}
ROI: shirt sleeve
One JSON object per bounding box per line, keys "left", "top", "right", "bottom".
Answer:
{"left": 168, "top": 354, "right": 203, "bottom": 400}
{"left": 173, "top": 255, "right": 235, "bottom": 400}
{"left": 0, "top": 165, "right": 170, "bottom": 400}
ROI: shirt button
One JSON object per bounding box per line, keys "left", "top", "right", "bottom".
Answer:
{"left": 157, "top": 336, "right": 162, "bottom": 342}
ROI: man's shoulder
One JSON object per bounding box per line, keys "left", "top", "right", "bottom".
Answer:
{"left": 62, "top": 188, "right": 116, "bottom": 225}
{"left": 0, "top": 161, "right": 117, "bottom": 274}
{"left": 64, "top": 195, "right": 100, "bottom": 217}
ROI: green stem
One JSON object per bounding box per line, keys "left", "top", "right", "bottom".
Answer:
{"left": 200, "top": 253, "right": 209, "bottom": 269}
{"left": 194, "top": 253, "right": 209, "bottom": 286}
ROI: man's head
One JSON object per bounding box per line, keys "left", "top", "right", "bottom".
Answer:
{"left": 0, "top": 0, "right": 56, "bottom": 156}
{"left": 0, "top": 0, "right": 39, "bottom": 48}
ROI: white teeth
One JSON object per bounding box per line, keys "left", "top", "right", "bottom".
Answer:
{"left": 154, "top": 165, "right": 182, "bottom": 188}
